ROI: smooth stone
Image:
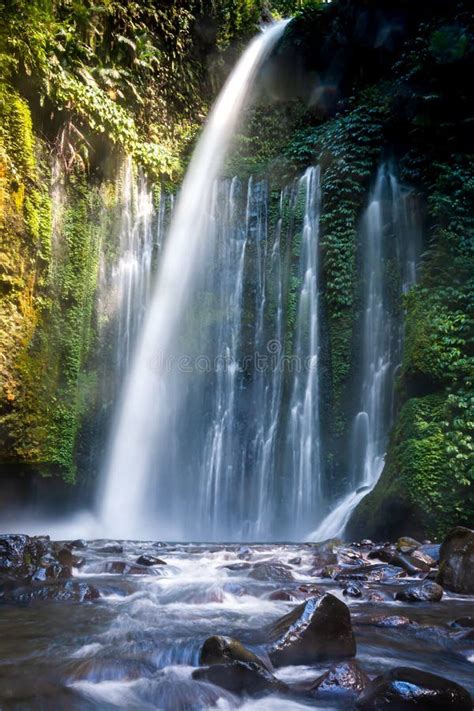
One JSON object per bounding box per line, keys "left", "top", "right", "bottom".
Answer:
{"left": 266, "top": 593, "right": 356, "bottom": 666}
{"left": 437, "top": 526, "right": 474, "bottom": 594}
{"left": 396, "top": 537, "right": 421, "bottom": 554}
{"left": 248, "top": 562, "right": 294, "bottom": 582}
{"left": 136, "top": 555, "right": 166, "bottom": 566}
{"left": 310, "top": 660, "right": 369, "bottom": 695}
{"left": 192, "top": 661, "right": 287, "bottom": 696}
{"left": 411, "top": 549, "right": 436, "bottom": 568}
{"left": 394, "top": 581, "right": 443, "bottom": 602}
{"left": 367, "top": 615, "right": 414, "bottom": 628}
{"left": 356, "top": 666, "right": 472, "bottom": 710}
{"left": 199, "top": 635, "right": 268, "bottom": 670}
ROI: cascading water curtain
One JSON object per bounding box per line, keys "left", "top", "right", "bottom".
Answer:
{"left": 309, "top": 163, "right": 422, "bottom": 541}
{"left": 169, "top": 167, "right": 323, "bottom": 541}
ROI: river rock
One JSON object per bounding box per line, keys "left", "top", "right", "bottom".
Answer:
{"left": 394, "top": 580, "right": 443, "bottom": 602}
{"left": 437, "top": 526, "right": 474, "bottom": 594}
{"left": 411, "top": 548, "right": 436, "bottom": 568}
{"left": 248, "top": 561, "right": 294, "bottom": 582}
{"left": 311, "top": 539, "right": 340, "bottom": 567}
{"left": 136, "top": 554, "right": 166, "bottom": 566}
{"left": 0, "top": 580, "right": 100, "bottom": 604}
{"left": 417, "top": 543, "right": 440, "bottom": 562}
{"left": 396, "top": 536, "right": 421, "bottom": 554}
{"left": 199, "top": 635, "right": 268, "bottom": 670}
{"left": 310, "top": 660, "right": 369, "bottom": 695}
{"left": 336, "top": 564, "right": 404, "bottom": 582}
{"left": 192, "top": 661, "right": 287, "bottom": 696}
{"left": 368, "top": 546, "right": 395, "bottom": 563}
{"left": 356, "top": 667, "right": 472, "bottom": 710}
{"left": 389, "top": 552, "right": 430, "bottom": 575}
{"left": 343, "top": 581, "right": 364, "bottom": 598}
{"left": 266, "top": 593, "right": 356, "bottom": 666}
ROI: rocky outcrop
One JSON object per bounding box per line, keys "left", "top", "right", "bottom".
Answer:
{"left": 437, "top": 527, "right": 474, "bottom": 594}
{"left": 0, "top": 534, "right": 72, "bottom": 584}
{"left": 265, "top": 593, "right": 356, "bottom": 666}
{"left": 357, "top": 667, "right": 472, "bottom": 710}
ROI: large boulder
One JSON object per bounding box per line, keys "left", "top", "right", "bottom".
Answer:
{"left": 199, "top": 635, "right": 268, "bottom": 670}
{"left": 437, "top": 526, "right": 474, "bottom": 594}
{"left": 394, "top": 581, "right": 443, "bottom": 602}
{"left": 357, "top": 667, "right": 472, "bottom": 710}
{"left": 192, "top": 661, "right": 287, "bottom": 696}
{"left": 265, "top": 593, "right": 356, "bottom": 666}
{"left": 310, "top": 660, "right": 369, "bottom": 695}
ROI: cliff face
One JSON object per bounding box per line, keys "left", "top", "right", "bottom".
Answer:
{"left": 0, "top": 0, "right": 472, "bottom": 538}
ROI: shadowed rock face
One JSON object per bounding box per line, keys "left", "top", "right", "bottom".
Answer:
{"left": 437, "top": 527, "right": 474, "bottom": 594}
{"left": 199, "top": 635, "right": 268, "bottom": 670}
{"left": 266, "top": 593, "right": 356, "bottom": 666}
{"left": 356, "top": 666, "right": 472, "bottom": 710}
{"left": 192, "top": 661, "right": 287, "bottom": 696}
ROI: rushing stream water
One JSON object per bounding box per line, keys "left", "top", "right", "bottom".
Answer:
{"left": 0, "top": 540, "right": 472, "bottom": 710}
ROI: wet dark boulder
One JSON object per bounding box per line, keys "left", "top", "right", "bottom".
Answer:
{"left": 389, "top": 552, "right": 430, "bottom": 575}
{"left": 368, "top": 546, "right": 395, "bottom": 563}
{"left": 356, "top": 667, "right": 472, "bottom": 710}
{"left": 289, "top": 556, "right": 302, "bottom": 565}
{"left": 265, "top": 593, "right": 356, "bottom": 666}
{"left": 310, "top": 660, "right": 369, "bottom": 695}
{"left": 192, "top": 661, "right": 287, "bottom": 696}
{"left": 394, "top": 580, "right": 443, "bottom": 602}
{"left": 136, "top": 554, "right": 166, "bottom": 566}
{"left": 437, "top": 526, "right": 474, "bottom": 594}
{"left": 337, "top": 547, "right": 365, "bottom": 566}
{"left": 0, "top": 580, "right": 100, "bottom": 604}
{"left": 248, "top": 561, "right": 294, "bottom": 582}
{"left": 343, "top": 581, "right": 364, "bottom": 598}
{"left": 199, "top": 635, "right": 268, "bottom": 670}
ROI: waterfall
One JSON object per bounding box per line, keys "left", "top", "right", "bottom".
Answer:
{"left": 285, "top": 167, "right": 323, "bottom": 535}
{"left": 309, "top": 164, "right": 420, "bottom": 541}
{"left": 100, "top": 22, "right": 289, "bottom": 539}
{"left": 169, "top": 167, "right": 321, "bottom": 541}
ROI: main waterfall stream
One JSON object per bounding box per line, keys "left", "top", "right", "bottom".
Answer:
{"left": 99, "top": 20, "right": 422, "bottom": 542}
